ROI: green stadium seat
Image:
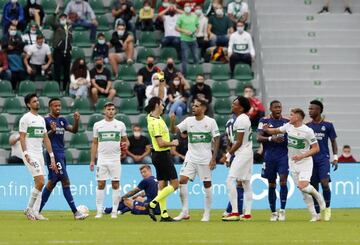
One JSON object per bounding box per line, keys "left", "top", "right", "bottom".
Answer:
{"left": 95, "top": 98, "right": 110, "bottom": 113}
{"left": 159, "top": 47, "right": 179, "bottom": 63}
{"left": 72, "top": 98, "right": 93, "bottom": 115}
{"left": 89, "top": 0, "right": 107, "bottom": 14}
{"left": 65, "top": 149, "right": 74, "bottom": 164}
{"left": 163, "top": 114, "right": 179, "bottom": 128}
{"left": 42, "top": 0, "right": 58, "bottom": 14}
{"left": 65, "top": 115, "right": 85, "bottom": 132}
{"left": 0, "top": 80, "right": 14, "bottom": 98}
{"left": 73, "top": 31, "right": 92, "bottom": 48}
{"left": 0, "top": 132, "right": 10, "bottom": 150}
{"left": 119, "top": 97, "right": 139, "bottom": 115}
{"left": 77, "top": 150, "right": 90, "bottom": 164}
{"left": 18, "top": 80, "right": 36, "bottom": 97}
{"left": 72, "top": 47, "right": 86, "bottom": 61}
{"left": 138, "top": 114, "right": 148, "bottom": 133}
{"left": 214, "top": 114, "right": 229, "bottom": 133}
{"left": 139, "top": 32, "right": 158, "bottom": 48}
{"left": 97, "top": 15, "right": 110, "bottom": 31}
{"left": 114, "top": 81, "right": 134, "bottom": 98}
{"left": 118, "top": 64, "right": 137, "bottom": 81}
{"left": 115, "top": 114, "right": 132, "bottom": 134}
{"left": 38, "top": 97, "right": 48, "bottom": 115}
{"left": 87, "top": 114, "right": 103, "bottom": 130}
{"left": 3, "top": 97, "right": 25, "bottom": 114}
{"left": 212, "top": 81, "right": 230, "bottom": 98}
{"left": 186, "top": 64, "right": 204, "bottom": 81}
{"left": 134, "top": 0, "right": 143, "bottom": 13}
{"left": 214, "top": 98, "right": 231, "bottom": 114}
{"left": 104, "top": 30, "right": 114, "bottom": 42}
{"left": 137, "top": 47, "right": 155, "bottom": 64}
{"left": 42, "top": 81, "right": 60, "bottom": 98}
{"left": 234, "top": 64, "right": 253, "bottom": 81}
{"left": 12, "top": 114, "right": 22, "bottom": 131}
{"left": 0, "top": 115, "right": 9, "bottom": 132}
{"left": 235, "top": 81, "right": 251, "bottom": 95}
{"left": 210, "top": 64, "right": 231, "bottom": 81}
{"left": 60, "top": 97, "right": 71, "bottom": 114}
{"left": 69, "top": 132, "right": 89, "bottom": 150}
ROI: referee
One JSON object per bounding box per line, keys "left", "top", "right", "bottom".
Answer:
{"left": 145, "top": 97, "right": 179, "bottom": 222}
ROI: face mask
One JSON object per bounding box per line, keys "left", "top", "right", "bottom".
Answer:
{"left": 237, "top": 26, "right": 244, "bottom": 33}
{"left": 11, "top": 0, "right": 17, "bottom": 3}
{"left": 343, "top": 153, "right": 351, "bottom": 158}
{"left": 95, "top": 64, "right": 103, "bottom": 69}
{"left": 98, "top": 39, "right": 105, "bottom": 45}
{"left": 9, "top": 30, "right": 17, "bottom": 36}
{"left": 36, "top": 44, "right": 42, "bottom": 49}
{"left": 60, "top": 19, "right": 67, "bottom": 25}
{"left": 215, "top": 9, "right": 224, "bottom": 16}
{"left": 184, "top": 6, "right": 192, "bottom": 14}
{"left": 144, "top": 6, "right": 150, "bottom": 11}
{"left": 133, "top": 131, "right": 141, "bottom": 137}
{"left": 163, "top": 2, "right": 169, "bottom": 7}
{"left": 30, "top": 30, "right": 36, "bottom": 34}
{"left": 167, "top": 63, "right": 174, "bottom": 69}
{"left": 147, "top": 62, "right": 154, "bottom": 68}
{"left": 75, "top": 0, "right": 82, "bottom": 3}
{"left": 30, "top": 0, "right": 36, "bottom": 4}
{"left": 173, "top": 80, "right": 180, "bottom": 86}
{"left": 117, "top": 30, "right": 124, "bottom": 36}
{"left": 153, "top": 79, "right": 160, "bottom": 86}
{"left": 235, "top": 0, "right": 242, "bottom": 3}
{"left": 195, "top": 9, "right": 202, "bottom": 16}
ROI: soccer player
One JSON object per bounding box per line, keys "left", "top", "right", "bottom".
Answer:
{"left": 19, "top": 93, "right": 58, "bottom": 220}
{"left": 222, "top": 96, "right": 253, "bottom": 221}
{"left": 263, "top": 108, "right": 326, "bottom": 221}
{"left": 257, "top": 100, "right": 289, "bottom": 221}
{"left": 90, "top": 102, "right": 129, "bottom": 219}
{"left": 145, "top": 96, "right": 179, "bottom": 222}
{"left": 170, "top": 99, "right": 220, "bottom": 222}
{"left": 39, "top": 98, "right": 89, "bottom": 220}
{"left": 307, "top": 100, "right": 338, "bottom": 221}
{"left": 104, "top": 164, "right": 160, "bottom": 216}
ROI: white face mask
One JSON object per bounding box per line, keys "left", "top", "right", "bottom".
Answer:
{"left": 30, "top": 30, "right": 36, "bottom": 34}
{"left": 153, "top": 79, "right": 160, "bottom": 86}
{"left": 30, "top": 0, "right": 36, "bottom": 4}
{"left": 60, "top": 19, "right": 67, "bottom": 25}
{"left": 343, "top": 153, "right": 351, "bottom": 158}
{"left": 117, "top": 30, "right": 124, "bottom": 36}
{"left": 237, "top": 26, "right": 244, "bottom": 33}
{"left": 215, "top": 9, "right": 224, "bottom": 16}
{"left": 9, "top": 30, "right": 17, "bottom": 36}
{"left": 195, "top": 9, "right": 202, "bottom": 16}
{"left": 173, "top": 80, "right": 180, "bottom": 86}
{"left": 36, "top": 44, "right": 42, "bottom": 49}
{"left": 144, "top": 6, "right": 151, "bottom": 11}
{"left": 184, "top": 6, "right": 192, "bottom": 14}
{"left": 11, "top": 0, "right": 17, "bottom": 3}
{"left": 98, "top": 39, "right": 105, "bottom": 45}
{"left": 235, "top": 0, "right": 242, "bottom": 3}
{"left": 133, "top": 131, "right": 141, "bottom": 138}
{"left": 163, "top": 2, "right": 169, "bottom": 7}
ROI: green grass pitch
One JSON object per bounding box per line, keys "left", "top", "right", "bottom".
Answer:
{"left": 1, "top": 209, "right": 359, "bottom": 244}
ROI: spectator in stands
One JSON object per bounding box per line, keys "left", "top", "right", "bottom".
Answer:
{"left": 64, "top": 0, "right": 98, "bottom": 41}
{"left": 112, "top": 0, "right": 136, "bottom": 34}
{"left": 171, "top": 131, "right": 188, "bottom": 164}
{"left": 138, "top": 1, "right": 154, "bottom": 31}
{"left": 318, "top": 0, "right": 352, "bottom": 14}
{"left": 8, "top": 131, "right": 24, "bottom": 164}
{"left": 123, "top": 124, "right": 152, "bottom": 165}
{"left": 176, "top": 0, "right": 205, "bottom": 9}
{"left": 208, "top": 4, "right": 234, "bottom": 47}
{"left": 243, "top": 84, "right": 265, "bottom": 127}
{"left": 22, "top": 21, "right": 42, "bottom": 52}
{"left": 190, "top": 74, "right": 213, "bottom": 116}
{"left": 206, "top": 0, "right": 223, "bottom": 17}
{"left": 227, "top": 0, "right": 249, "bottom": 29}
{"left": 176, "top": 2, "right": 200, "bottom": 74}
{"left": 228, "top": 21, "right": 255, "bottom": 76}
{"left": 155, "top": 0, "right": 173, "bottom": 31}
{"left": 108, "top": 22, "right": 135, "bottom": 77}
{"left": 2, "top": 0, "right": 26, "bottom": 33}
{"left": 69, "top": 58, "right": 90, "bottom": 99}
{"left": 2, "top": 24, "right": 25, "bottom": 90}
{"left": 51, "top": 11, "right": 73, "bottom": 91}
{"left": 0, "top": 41, "right": 12, "bottom": 81}
{"left": 134, "top": 55, "right": 159, "bottom": 111}
{"left": 92, "top": 33, "right": 109, "bottom": 63}
{"left": 90, "top": 56, "right": 116, "bottom": 103}
{"left": 167, "top": 73, "right": 190, "bottom": 120}
{"left": 24, "top": 0, "right": 44, "bottom": 27}
{"left": 195, "top": 5, "right": 209, "bottom": 59}
{"left": 23, "top": 34, "right": 52, "bottom": 81}
{"left": 163, "top": 57, "right": 179, "bottom": 85}
{"left": 338, "top": 145, "right": 357, "bottom": 162}
{"left": 159, "top": 4, "right": 183, "bottom": 56}
{"left": 145, "top": 72, "right": 167, "bottom": 105}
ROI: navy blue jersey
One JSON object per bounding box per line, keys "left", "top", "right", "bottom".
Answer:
{"left": 137, "top": 176, "right": 158, "bottom": 201}
{"left": 44, "top": 115, "right": 69, "bottom": 153}
{"left": 225, "top": 114, "right": 237, "bottom": 141}
{"left": 258, "top": 116, "right": 289, "bottom": 160}
{"left": 306, "top": 120, "right": 337, "bottom": 162}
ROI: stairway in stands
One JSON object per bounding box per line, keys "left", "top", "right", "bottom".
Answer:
{"left": 254, "top": 0, "right": 360, "bottom": 158}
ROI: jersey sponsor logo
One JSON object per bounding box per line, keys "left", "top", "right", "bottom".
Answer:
{"left": 98, "top": 131, "right": 121, "bottom": 142}
{"left": 27, "top": 127, "right": 45, "bottom": 138}
{"left": 188, "top": 132, "right": 212, "bottom": 144}
{"left": 287, "top": 135, "right": 305, "bottom": 149}
{"left": 234, "top": 44, "right": 248, "bottom": 51}
{"left": 315, "top": 132, "right": 325, "bottom": 140}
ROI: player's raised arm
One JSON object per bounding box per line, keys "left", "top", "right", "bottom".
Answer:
{"left": 66, "top": 112, "right": 80, "bottom": 134}
{"left": 262, "top": 126, "right": 282, "bottom": 136}
{"left": 169, "top": 112, "right": 180, "bottom": 134}
{"left": 43, "top": 133, "right": 58, "bottom": 174}
{"left": 90, "top": 137, "right": 98, "bottom": 171}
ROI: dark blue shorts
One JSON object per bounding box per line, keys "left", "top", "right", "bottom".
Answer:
{"left": 46, "top": 152, "right": 69, "bottom": 182}
{"left": 261, "top": 155, "right": 289, "bottom": 181}
{"left": 131, "top": 201, "right": 161, "bottom": 215}
{"left": 311, "top": 159, "right": 331, "bottom": 184}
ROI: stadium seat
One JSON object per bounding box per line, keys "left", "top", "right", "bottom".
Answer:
{"left": 0, "top": 80, "right": 14, "bottom": 98}
{"left": 214, "top": 114, "right": 229, "bottom": 133}
{"left": 159, "top": 47, "right": 179, "bottom": 63}
{"left": 235, "top": 81, "right": 250, "bottom": 95}
{"left": 72, "top": 47, "right": 86, "bottom": 61}
{"left": 73, "top": 31, "right": 91, "bottom": 48}
{"left": 42, "top": 0, "right": 57, "bottom": 14}
{"left": 115, "top": 114, "right": 132, "bottom": 134}
{"left": 18, "top": 80, "right": 36, "bottom": 97}
{"left": 214, "top": 98, "right": 231, "bottom": 114}
{"left": 0, "top": 132, "right": 10, "bottom": 150}
{"left": 2, "top": 97, "right": 25, "bottom": 114}
{"left": 65, "top": 115, "right": 85, "bottom": 132}
{"left": 41, "top": 81, "right": 60, "bottom": 98}
{"left": 12, "top": 114, "right": 22, "bottom": 131}
{"left": 38, "top": 97, "right": 48, "bottom": 115}
{"left": 89, "top": 0, "right": 107, "bottom": 14}
{"left": 72, "top": 98, "right": 93, "bottom": 115}
{"left": 118, "top": 64, "right": 137, "bottom": 81}
{"left": 212, "top": 81, "right": 230, "bottom": 98}
{"left": 95, "top": 98, "right": 110, "bottom": 113}
{"left": 96, "top": 15, "right": 110, "bottom": 31}
{"left": 77, "top": 150, "right": 90, "bottom": 164}
{"left": 137, "top": 47, "right": 155, "bottom": 64}
{"left": 186, "top": 64, "right": 204, "bottom": 81}
{"left": 139, "top": 32, "right": 158, "bottom": 48}
{"left": 87, "top": 114, "right": 103, "bottom": 130}
{"left": 134, "top": 0, "right": 143, "bottom": 13}
{"left": 104, "top": 30, "right": 114, "bottom": 42}
{"left": 69, "top": 132, "right": 89, "bottom": 150}
{"left": 138, "top": 114, "right": 148, "bottom": 133}
{"left": 114, "top": 81, "right": 134, "bottom": 98}
{"left": 210, "top": 64, "right": 231, "bottom": 81}
{"left": 60, "top": 97, "right": 71, "bottom": 114}
{"left": 0, "top": 115, "right": 9, "bottom": 132}
{"left": 119, "top": 97, "right": 139, "bottom": 115}
{"left": 234, "top": 64, "right": 253, "bottom": 81}
{"left": 65, "top": 149, "right": 74, "bottom": 164}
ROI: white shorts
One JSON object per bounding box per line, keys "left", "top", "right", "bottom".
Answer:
{"left": 228, "top": 153, "right": 253, "bottom": 181}
{"left": 180, "top": 161, "right": 212, "bottom": 182}
{"left": 23, "top": 153, "right": 46, "bottom": 177}
{"left": 289, "top": 159, "right": 313, "bottom": 184}
{"left": 96, "top": 162, "right": 121, "bottom": 181}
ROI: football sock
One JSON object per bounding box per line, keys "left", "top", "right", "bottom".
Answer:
{"left": 159, "top": 198, "right": 169, "bottom": 218}
{"left": 28, "top": 188, "right": 41, "bottom": 209}
{"left": 226, "top": 202, "right": 232, "bottom": 213}
{"left": 227, "top": 177, "right": 238, "bottom": 213}
{"left": 237, "top": 187, "right": 244, "bottom": 215}
{"left": 150, "top": 185, "right": 175, "bottom": 208}
{"left": 112, "top": 188, "right": 121, "bottom": 214}
{"left": 104, "top": 207, "right": 112, "bottom": 214}
{"left": 96, "top": 189, "right": 105, "bottom": 213}
{"left": 280, "top": 184, "right": 288, "bottom": 210}
{"left": 268, "top": 186, "right": 276, "bottom": 213}
{"left": 204, "top": 187, "right": 212, "bottom": 216}
{"left": 322, "top": 185, "right": 331, "bottom": 208}
{"left": 301, "top": 185, "right": 324, "bottom": 209}
{"left": 313, "top": 198, "right": 320, "bottom": 214}
{"left": 33, "top": 193, "right": 42, "bottom": 215}
{"left": 242, "top": 180, "right": 252, "bottom": 215}
{"left": 63, "top": 186, "right": 77, "bottom": 213}
{"left": 179, "top": 184, "right": 189, "bottom": 214}
{"left": 39, "top": 187, "right": 52, "bottom": 213}
{"left": 302, "top": 192, "right": 317, "bottom": 217}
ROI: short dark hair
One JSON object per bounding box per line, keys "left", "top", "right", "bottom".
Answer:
{"left": 194, "top": 98, "right": 208, "bottom": 109}
{"left": 132, "top": 123, "right": 141, "bottom": 129}
{"left": 139, "top": 164, "right": 151, "bottom": 171}
{"left": 36, "top": 34, "right": 44, "bottom": 40}
{"left": 270, "top": 100, "right": 281, "bottom": 107}
{"left": 97, "top": 32, "right": 105, "bottom": 38}
{"left": 291, "top": 108, "right": 305, "bottom": 119}
{"left": 243, "top": 84, "right": 254, "bottom": 91}
{"left": 237, "top": 20, "right": 246, "bottom": 26}
{"left": 48, "top": 98, "right": 61, "bottom": 107}
{"left": 104, "top": 102, "right": 115, "bottom": 108}
{"left": 24, "top": 93, "right": 38, "bottom": 110}
{"left": 196, "top": 74, "right": 205, "bottom": 79}
{"left": 147, "top": 55, "right": 155, "bottom": 60}
{"left": 343, "top": 145, "right": 351, "bottom": 149}
{"left": 235, "top": 96, "right": 251, "bottom": 113}
{"left": 145, "top": 97, "right": 162, "bottom": 113}
{"left": 310, "top": 99, "right": 324, "bottom": 113}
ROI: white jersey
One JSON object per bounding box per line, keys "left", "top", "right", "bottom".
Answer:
{"left": 229, "top": 114, "right": 252, "bottom": 155}
{"left": 228, "top": 31, "right": 255, "bottom": 57}
{"left": 279, "top": 123, "right": 317, "bottom": 164}
{"left": 93, "top": 119, "right": 127, "bottom": 163}
{"left": 177, "top": 116, "right": 220, "bottom": 165}
{"left": 19, "top": 112, "right": 46, "bottom": 155}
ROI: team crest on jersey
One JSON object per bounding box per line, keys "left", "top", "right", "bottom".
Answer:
{"left": 60, "top": 121, "right": 64, "bottom": 126}
{"left": 321, "top": 126, "right": 326, "bottom": 131}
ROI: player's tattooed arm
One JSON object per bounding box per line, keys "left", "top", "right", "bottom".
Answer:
{"left": 122, "top": 187, "right": 141, "bottom": 200}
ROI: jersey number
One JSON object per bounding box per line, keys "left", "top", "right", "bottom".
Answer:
{"left": 56, "top": 162, "right": 62, "bottom": 170}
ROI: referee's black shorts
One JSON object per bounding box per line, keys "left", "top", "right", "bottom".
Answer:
{"left": 151, "top": 150, "right": 178, "bottom": 181}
